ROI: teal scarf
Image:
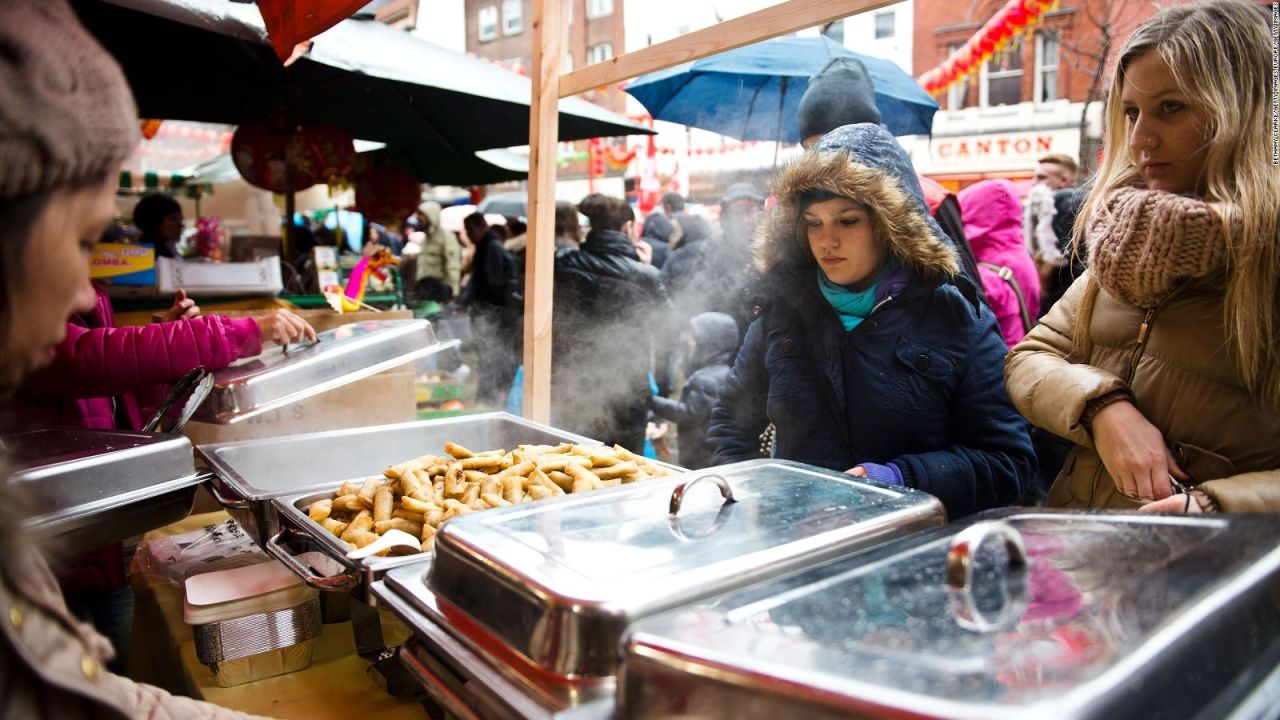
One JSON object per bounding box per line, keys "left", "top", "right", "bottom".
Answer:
{"left": 817, "top": 265, "right": 890, "bottom": 331}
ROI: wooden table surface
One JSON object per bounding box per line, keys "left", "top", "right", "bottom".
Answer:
{"left": 130, "top": 511, "right": 427, "bottom": 719}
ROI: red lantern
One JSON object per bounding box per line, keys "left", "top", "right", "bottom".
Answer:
{"left": 231, "top": 123, "right": 320, "bottom": 193}
{"left": 294, "top": 124, "right": 357, "bottom": 188}
{"left": 354, "top": 166, "right": 421, "bottom": 225}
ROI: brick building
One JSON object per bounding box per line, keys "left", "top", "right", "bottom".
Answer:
{"left": 463, "top": 0, "right": 628, "bottom": 112}
{"left": 907, "top": 0, "right": 1182, "bottom": 189}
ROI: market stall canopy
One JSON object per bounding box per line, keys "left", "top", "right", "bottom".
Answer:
{"left": 72, "top": 0, "right": 651, "bottom": 184}
{"left": 625, "top": 35, "right": 938, "bottom": 142}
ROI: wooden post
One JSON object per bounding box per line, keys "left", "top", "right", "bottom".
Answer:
{"left": 523, "top": 0, "right": 566, "bottom": 423}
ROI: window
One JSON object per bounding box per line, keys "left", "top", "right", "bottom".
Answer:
{"left": 502, "top": 0, "right": 522, "bottom": 35}
{"left": 1035, "top": 31, "right": 1059, "bottom": 103}
{"left": 477, "top": 4, "right": 497, "bottom": 41}
{"left": 874, "top": 11, "right": 895, "bottom": 39}
{"left": 562, "top": 50, "right": 573, "bottom": 72}
{"left": 946, "top": 44, "right": 969, "bottom": 110}
{"left": 981, "top": 43, "right": 1023, "bottom": 107}
{"left": 587, "top": 42, "right": 613, "bottom": 65}
{"left": 587, "top": 0, "right": 613, "bottom": 19}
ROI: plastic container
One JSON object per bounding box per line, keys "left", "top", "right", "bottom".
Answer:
{"left": 184, "top": 560, "right": 321, "bottom": 687}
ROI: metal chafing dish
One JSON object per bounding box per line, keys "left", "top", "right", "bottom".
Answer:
{"left": 619, "top": 509, "right": 1280, "bottom": 720}
{"left": 200, "top": 412, "right": 600, "bottom": 546}
{"left": 2, "top": 429, "right": 204, "bottom": 548}
{"left": 192, "top": 318, "right": 451, "bottom": 425}
{"left": 372, "top": 459, "right": 947, "bottom": 718}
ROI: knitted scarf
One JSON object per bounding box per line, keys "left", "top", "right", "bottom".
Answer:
{"left": 817, "top": 265, "right": 891, "bottom": 331}
{"left": 1086, "top": 186, "right": 1226, "bottom": 308}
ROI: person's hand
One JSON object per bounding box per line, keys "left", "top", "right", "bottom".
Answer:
{"left": 256, "top": 309, "right": 318, "bottom": 346}
{"left": 1091, "top": 400, "right": 1189, "bottom": 500}
{"left": 646, "top": 421, "right": 669, "bottom": 441}
{"left": 845, "top": 466, "right": 867, "bottom": 478}
{"left": 1138, "top": 492, "right": 1205, "bottom": 514}
{"left": 633, "top": 239, "right": 653, "bottom": 265}
{"left": 160, "top": 289, "right": 200, "bottom": 322}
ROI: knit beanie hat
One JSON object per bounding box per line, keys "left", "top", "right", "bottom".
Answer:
{"left": 0, "top": 0, "right": 139, "bottom": 202}
{"left": 797, "top": 57, "right": 880, "bottom": 143}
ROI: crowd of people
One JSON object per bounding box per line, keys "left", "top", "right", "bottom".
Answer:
{"left": 0, "top": 0, "right": 1276, "bottom": 714}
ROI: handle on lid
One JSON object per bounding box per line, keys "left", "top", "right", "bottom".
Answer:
{"left": 668, "top": 474, "right": 736, "bottom": 516}
{"left": 280, "top": 338, "right": 321, "bottom": 356}
{"left": 202, "top": 476, "right": 251, "bottom": 511}
{"left": 945, "top": 520, "right": 1030, "bottom": 633}
{"left": 265, "top": 528, "right": 359, "bottom": 592}
{"left": 945, "top": 520, "right": 1027, "bottom": 590}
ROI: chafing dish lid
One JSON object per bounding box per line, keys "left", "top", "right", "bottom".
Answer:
{"left": 193, "top": 318, "right": 454, "bottom": 424}
{"left": 427, "top": 460, "right": 944, "bottom": 674}
{"left": 623, "top": 510, "right": 1280, "bottom": 719}
{"left": 3, "top": 429, "right": 197, "bottom": 530}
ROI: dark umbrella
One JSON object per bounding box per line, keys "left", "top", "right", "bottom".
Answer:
{"left": 625, "top": 35, "right": 937, "bottom": 142}
{"left": 72, "top": 0, "right": 651, "bottom": 184}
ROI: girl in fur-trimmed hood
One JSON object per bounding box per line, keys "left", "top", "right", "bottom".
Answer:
{"left": 708, "top": 124, "right": 1033, "bottom": 518}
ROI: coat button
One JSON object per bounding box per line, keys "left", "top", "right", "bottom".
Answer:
{"left": 8, "top": 606, "right": 22, "bottom": 629}
{"left": 862, "top": 320, "right": 878, "bottom": 332}
{"left": 751, "top": 305, "right": 763, "bottom": 317}
{"left": 781, "top": 339, "right": 794, "bottom": 352}
{"left": 80, "top": 655, "right": 100, "bottom": 680}
{"left": 914, "top": 354, "right": 930, "bottom": 371}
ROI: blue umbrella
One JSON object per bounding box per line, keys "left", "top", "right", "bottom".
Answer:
{"left": 626, "top": 36, "right": 937, "bottom": 142}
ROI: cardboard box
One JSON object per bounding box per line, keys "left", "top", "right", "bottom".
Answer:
{"left": 182, "top": 367, "right": 416, "bottom": 446}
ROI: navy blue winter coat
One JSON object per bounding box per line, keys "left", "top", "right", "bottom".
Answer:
{"left": 707, "top": 124, "right": 1033, "bottom": 517}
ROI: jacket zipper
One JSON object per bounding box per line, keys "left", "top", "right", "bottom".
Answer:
{"left": 869, "top": 295, "right": 894, "bottom": 316}
{"left": 1125, "top": 307, "right": 1159, "bottom": 385}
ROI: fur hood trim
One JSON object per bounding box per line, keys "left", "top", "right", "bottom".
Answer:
{"left": 754, "top": 124, "right": 958, "bottom": 280}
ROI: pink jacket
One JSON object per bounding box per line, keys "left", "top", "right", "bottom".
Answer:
{"left": 958, "top": 179, "right": 1041, "bottom": 347}
{"left": 6, "top": 287, "right": 260, "bottom": 433}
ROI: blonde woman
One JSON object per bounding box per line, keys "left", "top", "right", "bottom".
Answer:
{"left": 1005, "top": 0, "right": 1280, "bottom": 513}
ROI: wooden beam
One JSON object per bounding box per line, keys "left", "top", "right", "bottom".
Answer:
{"left": 558, "top": 0, "right": 897, "bottom": 98}
{"left": 522, "top": 0, "right": 565, "bottom": 423}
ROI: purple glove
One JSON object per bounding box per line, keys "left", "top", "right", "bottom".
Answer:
{"left": 857, "top": 462, "right": 904, "bottom": 487}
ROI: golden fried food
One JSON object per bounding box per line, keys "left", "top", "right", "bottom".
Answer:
{"left": 304, "top": 442, "right": 675, "bottom": 556}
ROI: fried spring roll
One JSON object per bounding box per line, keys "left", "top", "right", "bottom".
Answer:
{"left": 527, "top": 485, "right": 554, "bottom": 501}
{"left": 595, "top": 461, "right": 637, "bottom": 480}
{"left": 460, "top": 455, "right": 503, "bottom": 471}
{"left": 566, "top": 462, "right": 601, "bottom": 490}
{"left": 308, "top": 498, "right": 333, "bottom": 522}
{"left": 375, "top": 518, "right": 424, "bottom": 536}
{"left": 443, "top": 441, "right": 474, "bottom": 459}
{"left": 547, "top": 471, "right": 575, "bottom": 492}
{"left": 501, "top": 475, "right": 525, "bottom": 504}
{"left": 481, "top": 492, "right": 512, "bottom": 508}
{"left": 402, "top": 496, "right": 442, "bottom": 514}
{"left": 392, "top": 509, "right": 425, "bottom": 523}
{"left": 373, "top": 488, "right": 394, "bottom": 522}
{"left": 460, "top": 482, "right": 480, "bottom": 505}
{"left": 320, "top": 517, "right": 349, "bottom": 537}
{"left": 332, "top": 494, "right": 365, "bottom": 513}
{"left": 495, "top": 460, "right": 535, "bottom": 480}
{"left": 340, "top": 510, "right": 373, "bottom": 542}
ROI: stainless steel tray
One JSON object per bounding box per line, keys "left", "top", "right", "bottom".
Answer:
{"left": 376, "top": 563, "right": 616, "bottom": 720}
{"left": 619, "top": 509, "right": 1280, "bottom": 720}
{"left": 267, "top": 484, "right": 432, "bottom": 603}
{"left": 426, "top": 459, "right": 946, "bottom": 679}
{"left": 198, "top": 412, "right": 600, "bottom": 544}
{"left": 192, "top": 318, "right": 453, "bottom": 425}
{"left": 3, "top": 429, "right": 203, "bottom": 548}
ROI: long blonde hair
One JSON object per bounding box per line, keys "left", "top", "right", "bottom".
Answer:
{"left": 1075, "top": 0, "right": 1280, "bottom": 403}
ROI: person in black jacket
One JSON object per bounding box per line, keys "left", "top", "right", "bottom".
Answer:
{"left": 552, "top": 194, "right": 663, "bottom": 453}
{"left": 650, "top": 311, "right": 738, "bottom": 469}
{"left": 797, "top": 56, "right": 989, "bottom": 308}
{"left": 708, "top": 124, "right": 1032, "bottom": 518}
{"left": 461, "top": 212, "right": 519, "bottom": 406}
